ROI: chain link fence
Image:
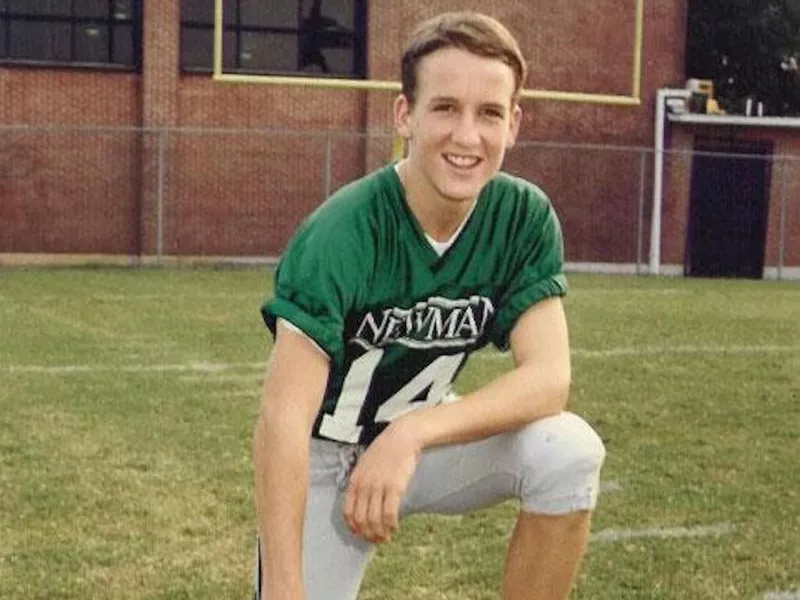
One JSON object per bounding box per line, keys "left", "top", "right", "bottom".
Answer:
{"left": 1, "top": 125, "right": 797, "bottom": 279}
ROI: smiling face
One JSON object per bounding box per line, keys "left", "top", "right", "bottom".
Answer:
{"left": 394, "top": 46, "right": 522, "bottom": 211}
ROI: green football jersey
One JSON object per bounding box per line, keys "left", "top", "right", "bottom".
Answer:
{"left": 262, "top": 163, "right": 567, "bottom": 445}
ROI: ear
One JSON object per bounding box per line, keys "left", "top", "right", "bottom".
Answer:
{"left": 506, "top": 103, "right": 522, "bottom": 149}
{"left": 394, "top": 94, "right": 413, "bottom": 140}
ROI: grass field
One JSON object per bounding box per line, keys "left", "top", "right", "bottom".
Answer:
{"left": 1, "top": 268, "right": 798, "bottom": 600}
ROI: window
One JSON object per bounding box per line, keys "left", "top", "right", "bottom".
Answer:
{"left": 180, "top": 0, "right": 367, "bottom": 78}
{"left": 0, "top": 0, "right": 141, "bottom": 68}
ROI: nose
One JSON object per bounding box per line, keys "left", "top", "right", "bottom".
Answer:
{"left": 450, "top": 113, "right": 481, "bottom": 147}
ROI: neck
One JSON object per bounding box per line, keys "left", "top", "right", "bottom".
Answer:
{"left": 397, "top": 160, "right": 476, "bottom": 242}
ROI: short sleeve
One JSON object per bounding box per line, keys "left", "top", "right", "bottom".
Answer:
{"left": 261, "top": 220, "right": 367, "bottom": 366}
{"left": 489, "top": 197, "right": 568, "bottom": 350}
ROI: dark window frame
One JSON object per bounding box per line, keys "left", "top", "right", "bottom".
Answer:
{"left": 0, "top": 1, "right": 142, "bottom": 70}
{"left": 180, "top": 0, "right": 367, "bottom": 79}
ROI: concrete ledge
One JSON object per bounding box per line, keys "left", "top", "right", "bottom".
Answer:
{"left": 0, "top": 254, "right": 278, "bottom": 268}
{"left": 1, "top": 254, "right": 796, "bottom": 280}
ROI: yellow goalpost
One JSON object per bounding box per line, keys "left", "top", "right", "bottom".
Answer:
{"left": 211, "top": 0, "right": 644, "bottom": 105}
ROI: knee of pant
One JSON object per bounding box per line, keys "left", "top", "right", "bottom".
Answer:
{"left": 514, "top": 412, "right": 606, "bottom": 514}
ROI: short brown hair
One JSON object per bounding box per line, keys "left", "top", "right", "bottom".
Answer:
{"left": 400, "top": 12, "right": 528, "bottom": 106}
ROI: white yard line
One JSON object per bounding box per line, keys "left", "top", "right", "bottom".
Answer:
{"left": 763, "top": 592, "right": 800, "bottom": 600}
{"left": 209, "top": 389, "right": 261, "bottom": 399}
{"left": 179, "top": 373, "right": 264, "bottom": 383}
{"left": 4, "top": 343, "right": 799, "bottom": 375}
{"left": 591, "top": 522, "right": 735, "bottom": 543}
{"left": 479, "top": 345, "right": 800, "bottom": 361}
{"left": 571, "top": 345, "right": 800, "bottom": 359}
{"left": 3, "top": 362, "right": 265, "bottom": 374}
{"left": 571, "top": 288, "right": 691, "bottom": 295}
{"left": 120, "top": 338, "right": 179, "bottom": 348}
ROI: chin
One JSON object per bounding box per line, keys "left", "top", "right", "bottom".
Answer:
{"left": 440, "top": 193, "right": 476, "bottom": 205}
{"left": 437, "top": 179, "right": 487, "bottom": 203}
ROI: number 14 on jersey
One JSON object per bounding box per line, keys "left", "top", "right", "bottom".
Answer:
{"left": 319, "top": 349, "right": 466, "bottom": 443}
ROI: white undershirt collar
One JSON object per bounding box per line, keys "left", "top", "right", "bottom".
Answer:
{"left": 395, "top": 163, "right": 477, "bottom": 256}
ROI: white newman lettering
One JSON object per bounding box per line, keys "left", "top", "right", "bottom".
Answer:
{"left": 351, "top": 295, "right": 495, "bottom": 350}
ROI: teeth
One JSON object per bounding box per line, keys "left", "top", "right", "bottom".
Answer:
{"left": 445, "top": 154, "right": 480, "bottom": 168}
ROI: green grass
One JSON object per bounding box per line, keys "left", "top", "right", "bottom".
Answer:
{"left": 1, "top": 268, "right": 798, "bottom": 599}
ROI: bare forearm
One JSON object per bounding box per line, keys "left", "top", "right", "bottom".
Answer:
{"left": 253, "top": 413, "right": 310, "bottom": 598}
{"left": 397, "top": 362, "right": 569, "bottom": 450}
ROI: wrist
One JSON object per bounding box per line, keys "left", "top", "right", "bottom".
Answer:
{"left": 387, "top": 413, "right": 426, "bottom": 455}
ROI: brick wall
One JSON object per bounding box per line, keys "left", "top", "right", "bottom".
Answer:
{"left": 173, "top": 78, "right": 369, "bottom": 254}
{"left": 10, "top": 0, "right": 773, "bottom": 269}
{"left": 0, "top": 69, "right": 140, "bottom": 254}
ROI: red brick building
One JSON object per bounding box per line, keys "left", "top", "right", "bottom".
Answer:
{"left": 4, "top": 1, "right": 794, "bottom": 277}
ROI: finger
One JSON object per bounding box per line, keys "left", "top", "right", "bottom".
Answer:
{"left": 367, "top": 486, "right": 387, "bottom": 542}
{"left": 351, "top": 484, "right": 372, "bottom": 538}
{"left": 382, "top": 488, "right": 402, "bottom": 536}
{"left": 343, "top": 482, "right": 357, "bottom": 533}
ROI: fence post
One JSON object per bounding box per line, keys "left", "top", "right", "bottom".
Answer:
{"left": 323, "top": 135, "right": 332, "bottom": 201}
{"left": 778, "top": 158, "right": 789, "bottom": 281}
{"left": 636, "top": 149, "right": 646, "bottom": 275}
{"left": 156, "top": 129, "right": 166, "bottom": 265}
